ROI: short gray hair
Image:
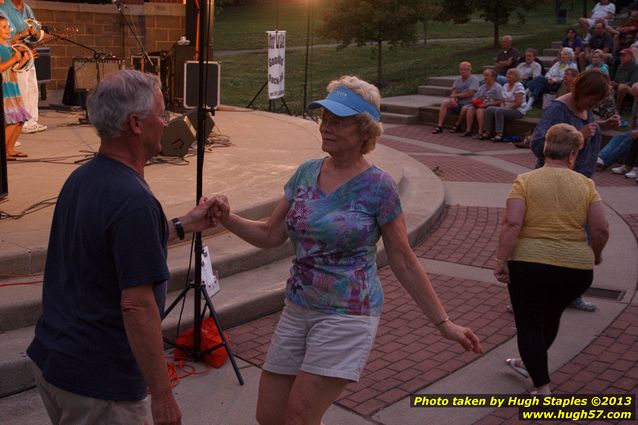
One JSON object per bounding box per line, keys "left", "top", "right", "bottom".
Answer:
{"left": 87, "top": 70, "right": 162, "bottom": 140}
{"left": 561, "top": 47, "right": 575, "bottom": 60}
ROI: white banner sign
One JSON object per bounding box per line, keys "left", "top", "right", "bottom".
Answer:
{"left": 267, "top": 30, "right": 286, "bottom": 100}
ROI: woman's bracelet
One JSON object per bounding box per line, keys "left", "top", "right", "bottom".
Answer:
{"left": 434, "top": 316, "right": 450, "bottom": 327}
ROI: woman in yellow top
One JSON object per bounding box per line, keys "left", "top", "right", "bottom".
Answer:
{"left": 494, "top": 123, "right": 609, "bottom": 394}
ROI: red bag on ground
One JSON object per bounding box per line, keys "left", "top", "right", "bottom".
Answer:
{"left": 174, "top": 318, "right": 229, "bottom": 368}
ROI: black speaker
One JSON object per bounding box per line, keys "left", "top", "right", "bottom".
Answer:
{"left": 34, "top": 47, "right": 51, "bottom": 82}
{"left": 160, "top": 115, "right": 195, "bottom": 157}
{"left": 183, "top": 61, "right": 220, "bottom": 109}
{"left": 186, "top": 109, "right": 214, "bottom": 140}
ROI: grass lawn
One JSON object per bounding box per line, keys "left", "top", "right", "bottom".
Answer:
{"left": 213, "top": 1, "right": 574, "bottom": 114}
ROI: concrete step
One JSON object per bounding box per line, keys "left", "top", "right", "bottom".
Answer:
{"left": 0, "top": 153, "right": 446, "bottom": 397}
{"left": 418, "top": 105, "right": 623, "bottom": 145}
{"left": 426, "top": 74, "right": 483, "bottom": 88}
{"left": 418, "top": 85, "right": 451, "bottom": 97}
{"left": 543, "top": 48, "right": 560, "bottom": 57}
{"left": 380, "top": 94, "right": 445, "bottom": 115}
{"left": 381, "top": 112, "right": 419, "bottom": 125}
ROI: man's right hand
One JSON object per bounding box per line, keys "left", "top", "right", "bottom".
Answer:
{"left": 151, "top": 389, "right": 182, "bottom": 425}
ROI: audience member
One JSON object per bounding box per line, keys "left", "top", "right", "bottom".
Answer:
{"left": 612, "top": 10, "right": 638, "bottom": 52}
{"left": 483, "top": 69, "right": 526, "bottom": 142}
{"left": 611, "top": 49, "right": 638, "bottom": 114}
{"left": 578, "top": 21, "right": 614, "bottom": 71}
{"left": 578, "top": 0, "right": 616, "bottom": 36}
{"left": 597, "top": 129, "right": 636, "bottom": 169}
{"left": 494, "top": 35, "right": 520, "bottom": 81}
{"left": 432, "top": 61, "right": 479, "bottom": 134}
{"left": 562, "top": 28, "right": 585, "bottom": 57}
{"left": 525, "top": 48, "right": 578, "bottom": 111}
{"left": 462, "top": 69, "right": 504, "bottom": 138}
{"left": 586, "top": 49, "right": 610, "bottom": 74}
{"left": 611, "top": 138, "right": 638, "bottom": 180}
{"left": 516, "top": 48, "right": 543, "bottom": 88}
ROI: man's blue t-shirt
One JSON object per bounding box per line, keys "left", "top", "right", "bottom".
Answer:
{"left": 27, "top": 154, "right": 170, "bottom": 401}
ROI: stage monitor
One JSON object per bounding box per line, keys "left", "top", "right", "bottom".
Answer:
{"left": 183, "top": 61, "right": 220, "bottom": 109}
{"left": 160, "top": 115, "right": 195, "bottom": 157}
{"left": 34, "top": 47, "right": 51, "bottom": 82}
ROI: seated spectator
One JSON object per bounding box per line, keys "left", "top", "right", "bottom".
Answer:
{"left": 611, "top": 49, "right": 638, "bottom": 114}
{"left": 432, "top": 61, "right": 480, "bottom": 134}
{"left": 494, "top": 35, "right": 519, "bottom": 82}
{"left": 610, "top": 138, "right": 638, "bottom": 180}
{"left": 483, "top": 69, "right": 526, "bottom": 142}
{"left": 525, "top": 48, "right": 578, "bottom": 111}
{"left": 578, "top": 21, "right": 614, "bottom": 71}
{"left": 586, "top": 49, "right": 610, "bottom": 74}
{"left": 515, "top": 48, "right": 543, "bottom": 88}
{"left": 460, "top": 69, "right": 504, "bottom": 138}
{"left": 562, "top": 28, "right": 585, "bottom": 57}
{"left": 613, "top": 10, "right": 638, "bottom": 52}
{"left": 578, "top": 0, "right": 615, "bottom": 36}
{"left": 597, "top": 129, "right": 636, "bottom": 169}
{"left": 556, "top": 68, "right": 580, "bottom": 97}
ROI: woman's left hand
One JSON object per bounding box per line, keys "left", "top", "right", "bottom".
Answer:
{"left": 438, "top": 321, "right": 483, "bottom": 353}
{"left": 494, "top": 262, "right": 509, "bottom": 283}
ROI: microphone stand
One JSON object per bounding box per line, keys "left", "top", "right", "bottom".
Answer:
{"left": 114, "top": 1, "right": 156, "bottom": 74}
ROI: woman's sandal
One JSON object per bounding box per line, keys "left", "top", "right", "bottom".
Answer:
{"left": 506, "top": 358, "right": 530, "bottom": 378}
{"left": 432, "top": 126, "right": 444, "bottom": 134}
{"left": 479, "top": 132, "right": 492, "bottom": 140}
{"left": 449, "top": 124, "right": 461, "bottom": 133}
{"left": 461, "top": 130, "right": 472, "bottom": 137}
{"left": 492, "top": 134, "right": 503, "bottom": 143}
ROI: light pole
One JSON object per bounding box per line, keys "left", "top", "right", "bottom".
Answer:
{"left": 302, "top": 0, "right": 312, "bottom": 117}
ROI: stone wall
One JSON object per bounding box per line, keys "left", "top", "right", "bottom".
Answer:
{"left": 30, "top": 0, "right": 186, "bottom": 89}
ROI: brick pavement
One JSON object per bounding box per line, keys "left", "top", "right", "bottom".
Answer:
{"left": 385, "top": 125, "right": 518, "bottom": 153}
{"left": 379, "top": 138, "right": 439, "bottom": 153}
{"left": 622, "top": 214, "right": 638, "bottom": 240}
{"left": 414, "top": 205, "right": 504, "bottom": 269}
{"left": 413, "top": 155, "right": 518, "bottom": 183}
{"left": 227, "top": 272, "right": 516, "bottom": 417}
{"left": 473, "top": 305, "right": 638, "bottom": 425}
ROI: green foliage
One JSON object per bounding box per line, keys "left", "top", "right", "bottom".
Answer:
{"left": 436, "top": 0, "right": 543, "bottom": 46}
{"left": 318, "top": 0, "right": 425, "bottom": 84}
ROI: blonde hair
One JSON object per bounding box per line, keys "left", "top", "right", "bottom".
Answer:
{"left": 326, "top": 75, "right": 383, "bottom": 154}
{"left": 543, "top": 123, "right": 584, "bottom": 160}
{"left": 459, "top": 61, "right": 472, "bottom": 70}
{"left": 506, "top": 68, "right": 521, "bottom": 82}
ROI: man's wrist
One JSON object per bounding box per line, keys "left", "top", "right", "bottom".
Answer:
{"left": 171, "top": 217, "right": 185, "bottom": 240}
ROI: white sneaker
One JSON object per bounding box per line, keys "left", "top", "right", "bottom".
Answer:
{"left": 596, "top": 157, "right": 604, "bottom": 168}
{"left": 625, "top": 167, "right": 638, "bottom": 179}
{"left": 34, "top": 123, "right": 47, "bottom": 132}
{"left": 611, "top": 165, "right": 631, "bottom": 174}
{"left": 15, "top": 141, "right": 21, "bottom": 147}
{"left": 21, "top": 123, "right": 38, "bottom": 134}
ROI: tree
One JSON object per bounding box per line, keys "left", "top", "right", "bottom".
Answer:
{"left": 319, "top": 0, "right": 424, "bottom": 86}
{"left": 436, "top": 0, "right": 539, "bottom": 47}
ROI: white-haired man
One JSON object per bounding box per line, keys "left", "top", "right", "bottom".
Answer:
{"left": 27, "top": 70, "right": 223, "bottom": 425}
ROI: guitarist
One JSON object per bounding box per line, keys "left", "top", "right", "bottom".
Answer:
{"left": 0, "top": 0, "right": 46, "bottom": 133}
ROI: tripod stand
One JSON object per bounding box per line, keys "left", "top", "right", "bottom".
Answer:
{"left": 161, "top": 0, "right": 244, "bottom": 386}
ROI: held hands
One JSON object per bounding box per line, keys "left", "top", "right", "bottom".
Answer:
{"left": 437, "top": 320, "right": 483, "bottom": 354}
{"left": 180, "top": 195, "right": 228, "bottom": 233}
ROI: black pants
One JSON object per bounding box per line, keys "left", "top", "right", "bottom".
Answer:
{"left": 508, "top": 261, "right": 593, "bottom": 387}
